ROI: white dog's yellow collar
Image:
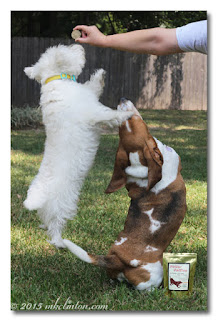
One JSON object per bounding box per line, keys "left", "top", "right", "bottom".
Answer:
{"left": 45, "top": 73, "right": 76, "bottom": 84}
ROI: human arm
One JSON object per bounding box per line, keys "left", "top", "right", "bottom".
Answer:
{"left": 73, "top": 25, "right": 183, "bottom": 56}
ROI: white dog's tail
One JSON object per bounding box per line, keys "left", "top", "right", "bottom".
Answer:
{"left": 63, "top": 239, "right": 124, "bottom": 269}
{"left": 63, "top": 239, "right": 94, "bottom": 263}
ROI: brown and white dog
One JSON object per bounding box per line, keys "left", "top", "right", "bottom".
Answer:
{"left": 63, "top": 98, "right": 186, "bottom": 291}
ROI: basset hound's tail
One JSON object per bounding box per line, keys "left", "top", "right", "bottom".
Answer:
{"left": 63, "top": 239, "right": 124, "bottom": 269}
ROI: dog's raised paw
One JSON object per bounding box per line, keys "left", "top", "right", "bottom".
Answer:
{"left": 93, "top": 69, "right": 106, "bottom": 86}
{"left": 118, "top": 111, "right": 134, "bottom": 122}
{"left": 117, "top": 98, "right": 142, "bottom": 119}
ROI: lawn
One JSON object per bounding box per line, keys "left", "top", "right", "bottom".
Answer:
{"left": 11, "top": 109, "right": 207, "bottom": 311}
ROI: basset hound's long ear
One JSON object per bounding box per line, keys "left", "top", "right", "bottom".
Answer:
{"left": 143, "top": 137, "right": 163, "bottom": 191}
{"left": 105, "top": 143, "right": 128, "bottom": 193}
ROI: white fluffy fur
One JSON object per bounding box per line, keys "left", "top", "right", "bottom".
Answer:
{"left": 23, "top": 44, "right": 133, "bottom": 248}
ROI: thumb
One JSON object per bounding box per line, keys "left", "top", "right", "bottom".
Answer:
{"left": 75, "top": 37, "right": 88, "bottom": 44}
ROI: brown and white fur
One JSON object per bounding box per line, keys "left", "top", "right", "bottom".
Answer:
{"left": 63, "top": 98, "right": 186, "bottom": 291}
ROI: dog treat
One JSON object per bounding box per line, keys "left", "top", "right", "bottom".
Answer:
{"left": 163, "top": 253, "right": 197, "bottom": 298}
{"left": 71, "top": 30, "right": 81, "bottom": 40}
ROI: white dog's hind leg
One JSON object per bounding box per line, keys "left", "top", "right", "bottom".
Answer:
{"left": 39, "top": 224, "right": 47, "bottom": 230}
{"left": 23, "top": 185, "right": 47, "bottom": 211}
{"left": 23, "top": 169, "right": 49, "bottom": 211}
{"left": 47, "top": 218, "right": 66, "bottom": 249}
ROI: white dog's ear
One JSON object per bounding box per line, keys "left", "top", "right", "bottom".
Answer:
{"left": 24, "top": 67, "right": 35, "bottom": 80}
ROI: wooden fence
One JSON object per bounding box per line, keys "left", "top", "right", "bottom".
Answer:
{"left": 12, "top": 37, "right": 207, "bottom": 110}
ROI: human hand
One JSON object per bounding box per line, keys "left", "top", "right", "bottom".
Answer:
{"left": 73, "top": 25, "right": 107, "bottom": 47}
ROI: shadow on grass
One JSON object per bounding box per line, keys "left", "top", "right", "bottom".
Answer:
{"left": 11, "top": 130, "right": 45, "bottom": 155}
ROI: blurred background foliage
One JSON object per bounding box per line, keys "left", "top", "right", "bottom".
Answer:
{"left": 11, "top": 11, "right": 207, "bottom": 38}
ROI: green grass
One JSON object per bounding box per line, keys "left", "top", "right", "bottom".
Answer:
{"left": 11, "top": 110, "right": 207, "bottom": 311}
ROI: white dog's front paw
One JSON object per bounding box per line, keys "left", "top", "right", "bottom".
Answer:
{"left": 94, "top": 69, "right": 106, "bottom": 90}
{"left": 117, "top": 111, "right": 134, "bottom": 123}
{"left": 88, "top": 68, "right": 106, "bottom": 98}
{"left": 94, "top": 68, "right": 106, "bottom": 83}
{"left": 117, "top": 98, "right": 142, "bottom": 119}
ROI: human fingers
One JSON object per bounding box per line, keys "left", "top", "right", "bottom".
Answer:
{"left": 74, "top": 25, "right": 90, "bottom": 34}
{"left": 73, "top": 25, "right": 106, "bottom": 47}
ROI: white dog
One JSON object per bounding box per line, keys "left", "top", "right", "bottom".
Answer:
{"left": 23, "top": 44, "right": 133, "bottom": 248}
